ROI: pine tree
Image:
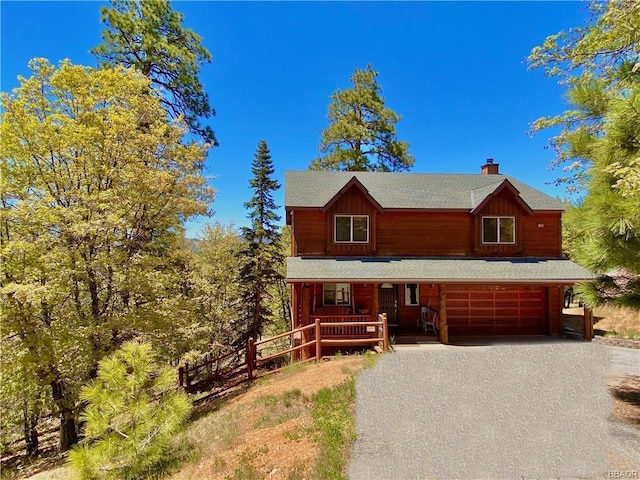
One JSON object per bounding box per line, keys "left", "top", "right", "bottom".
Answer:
{"left": 92, "top": 0, "right": 217, "bottom": 145}
{"left": 68, "top": 342, "right": 191, "bottom": 480}
{"left": 240, "top": 141, "right": 284, "bottom": 342}
{"left": 564, "top": 83, "right": 640, "bottom": 308}
{"left": 310, "top": 64, "right": 414, "bottom": 172}
{"left": 530, "top": 0, "right": 640, "bottom": 307}
{"left": 528, "top": 0, "right": 640, "bottom": 186}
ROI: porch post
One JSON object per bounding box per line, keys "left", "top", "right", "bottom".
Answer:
{"left": 439, "top": 285, "right": 449, "bottom": 345}
{"left": 583, "top": 306, "right": 593, "bottom": 341}
{"left": 291, "top": 283, "right": 300, "bottom": 362}
{"left": 302, "top": 284, "right": 311, "bottom": 359}
{"left": 548, "top": 285, "right": 562, "bottom": 336}
{"left": 290, "top": 283, "right": 297, "bottom": 329}
{"left": 372, "top": 283, "right": 379, "bottom": 320}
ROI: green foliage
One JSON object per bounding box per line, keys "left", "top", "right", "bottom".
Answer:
{"left": 239, "top": 141, "right": 285, "bottom": 342}
{"left": 562, "top": 77, "right": 640, "bottom": 308}
{"left": 310, "top": 64, "right": 414, "bottom": 172}
{"left": 67, "top": 342, "right": 191, "bottom": 480}
{"left": 92, "top": 0, "right": 217, "bottom": 145}
{"left": 0, "top": 59, "right": 212, "bottom": 450}
{"left": 310, "top": 381, "right": 356, "bottom": 480}
{"left": 530, "top": 1, "right": 640, "bottom": 308}
{"left": 175, "top": 223, "right": 246, "bottom": 364}
{"left": 528, "top": 0, "right": 640, "bottom": 185}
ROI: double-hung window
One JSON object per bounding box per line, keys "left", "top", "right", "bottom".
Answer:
{"left": 482, "top": 216, "right": 515, "bottom": 244}
{"left": 335, "top": 215, "right": 368, "bottom": 243}
{"left": 323, "top": 283, "right": 351, "bottom": 306}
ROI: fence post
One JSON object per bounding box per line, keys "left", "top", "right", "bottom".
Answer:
{"left": 247, "top": 338, "right": 255, "bottom": 381}
{"left": 178, "top": 366, "right": 184, "bottom": 388}
{"left": 315, "top": 318, "right": 321, "bottom": 362}
{"left": 381, "top": 312, "right": 389, "bottom": 351}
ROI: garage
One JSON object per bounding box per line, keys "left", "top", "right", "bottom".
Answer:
{"left": 446, "top": 285, "right": 546, "bottom": 336}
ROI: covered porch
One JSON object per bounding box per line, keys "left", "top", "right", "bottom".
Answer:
{"left": 287, "top": 257, "right": 596, "bottom": 344}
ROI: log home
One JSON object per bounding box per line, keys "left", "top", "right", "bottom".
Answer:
{"left": 285, "top": 161, "right": 594, "bottom": 344}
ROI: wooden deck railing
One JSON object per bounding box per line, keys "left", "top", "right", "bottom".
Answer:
{"left": 178, "top": 314, "right": 388, "bottom": 394}
{"left": 312, "top": 314, "right": 372, "bottom": 336}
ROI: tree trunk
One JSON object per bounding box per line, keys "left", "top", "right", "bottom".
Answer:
{"left": 23, "top": 402, "right": 39, "bottom": 458}
{"left": 50, "top": 379, "right": 78, "bottom": 452}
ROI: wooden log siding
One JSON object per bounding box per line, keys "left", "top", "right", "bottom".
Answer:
{"left": 326, "top": 185, "right": 377, "bottom": 256}
{"left": 377, "top": 212, "right": 473, "bottom": 257}
{"left": 293, "top": 209, "right": 562, "bottom": 258}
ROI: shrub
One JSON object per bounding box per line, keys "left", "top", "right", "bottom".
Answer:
{"left": 68, "top": 342, "right": 191, "bottom": 479}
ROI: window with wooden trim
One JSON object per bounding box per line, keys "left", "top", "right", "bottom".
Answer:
{"left": 405, "top": 283, "right": 419, "bottom": 306}
{"left": 323, "top": 283, "right": 351, "bottom": 306}
{"left": 482, "top": 216, "right": 515, "bottom": 244}
{"left": 335, "top": 215, "right": 368, "bottom": 243}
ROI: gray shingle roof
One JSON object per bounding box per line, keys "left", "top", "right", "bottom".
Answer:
{"left": 285, "top": 171, "right": 565, "bottom": 211}
{"left": 286, "top": 257, "right": 594, "bottom": 283}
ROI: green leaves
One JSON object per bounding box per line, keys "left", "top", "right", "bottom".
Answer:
{"left": 311, "top": 64, "right": 414, "bottom": 172}
{"left": 1, "top": 59, "right": 213, "bottom": 449}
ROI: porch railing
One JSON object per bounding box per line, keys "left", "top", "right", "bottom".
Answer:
{"left": 311, "top": 314, "right": 372, "bottom": 336}
{"left": 178, "top": 314, "right": 388, "bottom": 395}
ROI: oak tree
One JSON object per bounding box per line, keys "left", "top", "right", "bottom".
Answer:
{"left": 0, "top": 59, "right": 213, "bottom": 450}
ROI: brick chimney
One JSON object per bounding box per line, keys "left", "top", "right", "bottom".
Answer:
{"left": 481, "top": 158, "right": 499, "bottom": 175}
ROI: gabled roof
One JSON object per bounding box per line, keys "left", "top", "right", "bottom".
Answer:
{"left": 320, "top": 176, "right": 384, "bottom": 213}
{"left": 285, "top": 171, "right": 565, "bottom": 212}
{"left": 286, "top": 257, "right": 594, "bottom": 283}
{"left": 470, "top": 179, "right": 534, "bottom": 215}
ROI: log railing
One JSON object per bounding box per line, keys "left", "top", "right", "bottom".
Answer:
{"left": 178, "top": 313, "right": 388, "bottom": 394}
{"left": 312, "top": 314, "right": 372, "bottom": 336}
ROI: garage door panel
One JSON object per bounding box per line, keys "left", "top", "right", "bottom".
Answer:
{"left": 446, "top": 285, "right": 546, "bottom": 335}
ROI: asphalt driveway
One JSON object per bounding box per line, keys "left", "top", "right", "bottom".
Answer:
{"left": 349, "top": 339, "right": 638, "bottom": 479}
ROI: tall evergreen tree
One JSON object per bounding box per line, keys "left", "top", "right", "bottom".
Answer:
{"left": 530, "top": 0, "right": 640, "bottom": 307}
{"left": 92, "top": 0, "right": 217, "bottom": 145}
{"left": 310, "top": 64, "right": 414, "bottom": 172}
{"left": 528, "top": 0, "right": 640, "bottom": 188}
{"left": 240, "top": 141, "right": 284, "bottom": 342}
{"left": 563, "top": 85, "right": 640, "bottom": 308}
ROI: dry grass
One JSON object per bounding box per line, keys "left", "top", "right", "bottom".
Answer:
{"left": 16, "top": 355, "right": 369, "bottom": 480}
{"left": 563, "top": 305, "right": 640, "bottom": 339}
{"left": 592, "top": 305, "right": 640, "bottom": 339}
{"left": 168, "top": 355, "right": 368, "bottom": 480}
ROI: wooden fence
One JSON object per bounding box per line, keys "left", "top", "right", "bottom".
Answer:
{"left": 178, "top": 314, "right": 388, "bottom": 394}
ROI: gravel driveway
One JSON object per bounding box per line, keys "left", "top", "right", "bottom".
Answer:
{"left": 349, "top": 339, "right": 639, "bottom": 480}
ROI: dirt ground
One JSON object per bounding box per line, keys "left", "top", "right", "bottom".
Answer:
{"left": 169, "top": 355, "right": 367, "bottom": 480}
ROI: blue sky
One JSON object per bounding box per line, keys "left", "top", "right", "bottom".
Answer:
{"left": 1, "top": 1, "right": 590, "bottom": 238}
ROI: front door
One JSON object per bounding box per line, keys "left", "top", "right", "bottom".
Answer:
{"left": 378, "top": 284, "right": 398, "bottom": 326}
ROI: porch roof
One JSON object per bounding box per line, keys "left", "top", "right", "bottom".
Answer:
{"left": 286, "top": 257, "right": 595, "bottom": 284}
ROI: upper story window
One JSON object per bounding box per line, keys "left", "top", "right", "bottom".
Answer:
{"left": 323, "top": 283, "right": 351, "bottom": 305}
{"left": 335, "top": 215, "right": 369, "bottom": 243}
{"left": 482, "top": 216, "right": 515, "bottom": 244}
